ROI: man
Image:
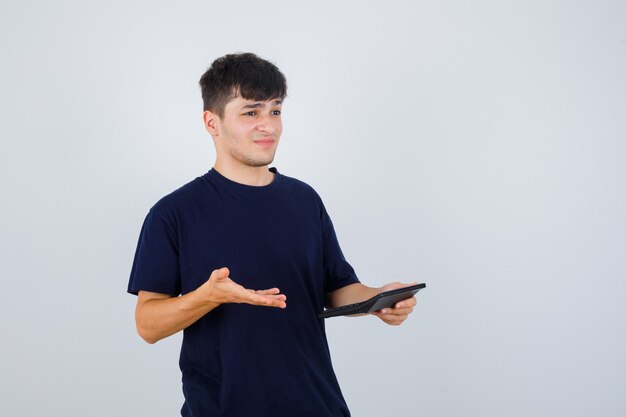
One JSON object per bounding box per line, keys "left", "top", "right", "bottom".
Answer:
{"left": 128, "top": 52, "right": 417, "bottom": 417}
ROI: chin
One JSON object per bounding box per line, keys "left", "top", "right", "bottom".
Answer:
{"left": 251, "top": 153, "right": 276, "bottom": 167}
{"left": 244, "top": 158, "right": 274, "bottom": 167}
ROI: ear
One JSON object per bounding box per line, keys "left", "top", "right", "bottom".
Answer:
{"left": 203, "top": 110, "right": 220, "bottom": 136}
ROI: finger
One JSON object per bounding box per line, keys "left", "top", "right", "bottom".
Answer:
{"left": 372, "top": 312, "right": 406, "bottom": 325}
{"left": 373, "top": 308, "right": 413, "bottom": 320}
{"left": 260, "top": 295, "right": 287, "bottom": 308}
{"left": 254, "top": 288, "right": 281, "bottom": 295}
{"left": 381, "top": 281, "right": 419, "bottom": 293}
{"left": 394, "top": 297, "right": 417, "bottom": 309}
{"left": 266, "top": 294, "right": 287, "bottom": 303}
{"left": 212, "top": 267, "right": 230, "bottom": 281}
{"left": 247, "top": 289, "right": 286, "bottom": 302}
{"left": 257, "top": 292, "right": 287, "bottom": 301}
{"left": 395, "top": 282, "right": 419, "bottom": 291}
{"left": 378, "top": 306, "right": 414, "bottom": 316}
{"left": 243, "top": 291, "right": 287, "bottom": 308}
{"left": 375, "top": 313, "right": 409, "bottom": 324}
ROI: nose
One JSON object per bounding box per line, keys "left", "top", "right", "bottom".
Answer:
{"left": 256, "top": 114, "right": 280, "bottom": 134}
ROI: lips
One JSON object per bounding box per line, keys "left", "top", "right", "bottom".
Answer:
{"left": 254, "top": 139, "right": 276, "bottom": 147}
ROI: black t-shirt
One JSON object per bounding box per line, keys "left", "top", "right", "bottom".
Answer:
{"left": 128, "top": 167, "right": 359, "bottom": 417}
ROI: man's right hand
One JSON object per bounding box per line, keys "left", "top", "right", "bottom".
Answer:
{"left": 199, "top": 267, "right": 287, "bottom": 309}
{"left": 135, "top": 267, "right": 286, "bottom": 344}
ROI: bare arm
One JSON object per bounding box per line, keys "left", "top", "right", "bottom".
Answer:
{"left": 325, "top": 282, "right": 380, "bottom": 309}
{"left": 325, "top": 281, "right": 417, "bottom": 326}
{"left": 135, "top": 267, "right": 286, "bottom": 344}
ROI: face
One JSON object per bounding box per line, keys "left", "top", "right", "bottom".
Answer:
{"left": 207, "top": 96, "right": 283, "bottom": 168}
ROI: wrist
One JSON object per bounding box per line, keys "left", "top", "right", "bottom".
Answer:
{"left": 182, "top": 285, "right": 220, "bottom": 312}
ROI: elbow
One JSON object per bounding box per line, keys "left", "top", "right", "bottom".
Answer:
{"left": 136, "top": 322, "right": 160, "bottom": 345}
{"left": 138, "top": 329, "right": 159, "bottom": 345}
{"left": 135, "top": 302, "right": 161, "bottom": 344}
{"left": 141, "top": 333, "right": 159, "bottom": 345}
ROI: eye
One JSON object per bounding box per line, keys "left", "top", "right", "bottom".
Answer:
{"left": 244, "top": 111, "right": 256, "bottom": 116}
{"left": 271, "top": 110, "right": 281, "bottom": 116}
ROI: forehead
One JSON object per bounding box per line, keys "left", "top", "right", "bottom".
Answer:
{"left": 226, "top": 95, "right": 283, "bottom": 109}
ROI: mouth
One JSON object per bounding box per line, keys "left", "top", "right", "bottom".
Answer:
{"left": 254, "top": 138, "right": 276, "bottom": 148}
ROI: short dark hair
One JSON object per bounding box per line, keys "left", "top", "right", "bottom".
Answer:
{"left": 199, "top": 52, "right": 287, "bottom": 118}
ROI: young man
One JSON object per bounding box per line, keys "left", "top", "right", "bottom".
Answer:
{"left": 128, "top": 53, "right": 417, "bottom": 417}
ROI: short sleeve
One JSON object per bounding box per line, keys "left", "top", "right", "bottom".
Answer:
{"left": 320, "top": 201, "right": 360, "bottom": 293}
{"left": 127, "top": 208, "right": 181, "bottom": 296}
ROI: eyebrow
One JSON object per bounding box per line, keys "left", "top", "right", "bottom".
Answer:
{"left": 240, "top": 99, "right": 283, "bottom": 110}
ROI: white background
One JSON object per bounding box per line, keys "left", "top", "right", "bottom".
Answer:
{"left": 1, "top": 1, "right": 625, "bottom": 416}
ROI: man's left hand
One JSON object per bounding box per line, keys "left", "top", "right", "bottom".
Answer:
{"left": 371, "top": 282, "right": 418, "bottom": 326}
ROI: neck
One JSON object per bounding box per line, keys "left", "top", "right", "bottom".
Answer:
{"left": 213, "top": 159, "right": 275, "bottom": 186}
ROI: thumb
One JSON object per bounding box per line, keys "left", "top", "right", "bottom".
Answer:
{"left": 213, "top": 267, "right": 230, "bottom": 280}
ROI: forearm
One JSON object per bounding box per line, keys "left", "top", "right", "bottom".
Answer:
{"left": 325, "top": 282, "right": 380, "bottom": 308}
{"left": 136, "top": 287, "right": 219, "bottom": 344}
{"left": 326, "top": 281, "right": 419, "bottom": 325}
{"left": 135, "top": 267, "right": 287, "bottom": 343}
